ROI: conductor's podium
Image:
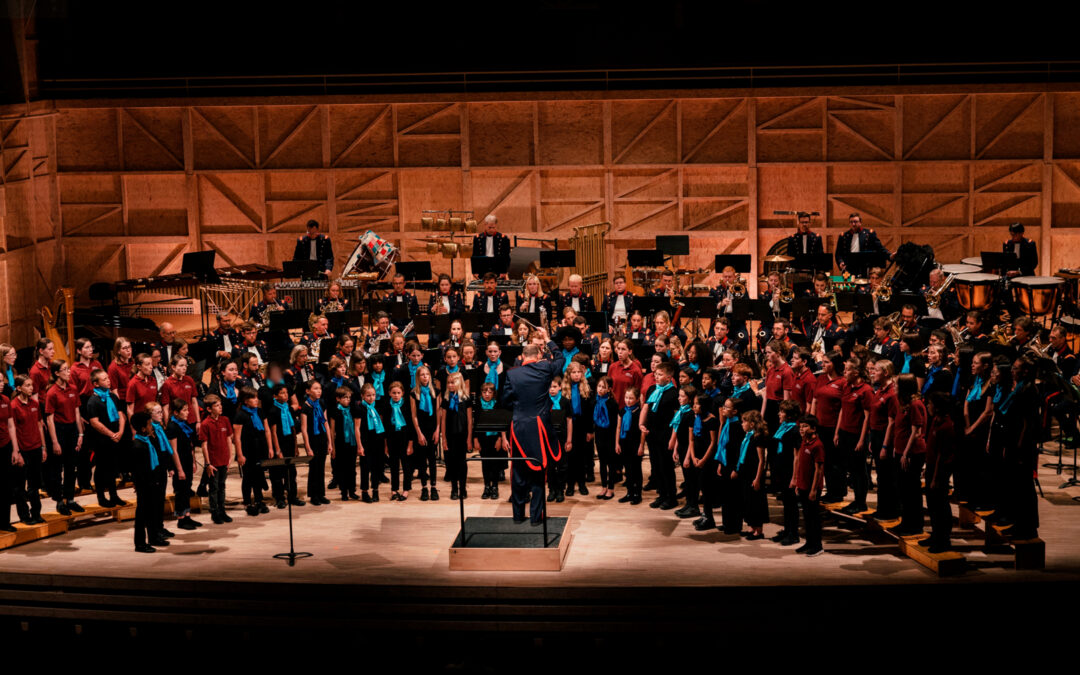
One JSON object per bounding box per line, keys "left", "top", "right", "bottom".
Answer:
{"left": 449, "top": 516, "right": 573, "bottom": 571}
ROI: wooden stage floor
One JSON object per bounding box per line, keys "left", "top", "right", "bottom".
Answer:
{"left": 2, "top": 449, "right": 1078, "bottom": 591}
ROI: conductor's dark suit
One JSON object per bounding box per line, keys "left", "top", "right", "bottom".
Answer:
{"left": 503, "top": 354, "right": 566, "bottom": 523}
{"left": 1003, "top": 237, "right": 1038, "bottom": 277}
{"left": 786, "top": 231, "right": 824, "bottom": 256}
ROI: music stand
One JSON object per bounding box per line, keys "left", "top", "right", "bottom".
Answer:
{"left": 182, "top": 250, "right": 219, "bottom": 282}
{"left": 791, "top": 297, "right": 818, "bottom": 329}
{"left": 282, "top": 259, "right": 323, "bottom": 281}
{"left": 578, "top": 311, "right": 608, "bottom": 334}
{"left": 980, "top": 251, "right": 1018, "bottom": 275}
{"left": 457, "top": 314, "right": 483, "bottom": 334}
{"left": 422, "top": 348, "right": 444, "bottom": 370}
{"left": 316, "top": 337, "right": 337, "bottom": 363}
{"left": 635, "top": 296, "right": 673, "bottom": 318}
{"left": 793, "top": 253, "right": 833, "bottom": 273}
{"left": 395, "top": 261, "right": 432, "bottom": 283}
{"left": 263, "top": 455, "right": 314, "bottom": 566}
{"left": 471, "top": 255, "right": 510, "bottom": 277}
{"left": 893, "top": 293, "right": 928, "bottom": 316}
{"left": 271, "top": 309, "right": 311, "bottom": 332}
{"left": 325, "top": 310, "right": 365, "bottom": 336}
{"left": 412, "top": 315, "right": 451, "bottom": 338}
{"left": 657, "top": 235, "right": 690, "bottom": 256}
{"left": 627, "top": 250, "right": 664, "bottom": 268}
{"left": 632, "top": 344, "right": 656, "bottom": 369}
{"left": 515, "top": 311, "right": 541, "bottom": 329}
{"left": 475, "top": 311, "right": 500, "bottom": 332}
{"left": 677, "top": 297, "right": 719, "bottom": 337}
{"left": 373, "top": 301, "right": 410, "bottom": 325}
{"left": 714, "top": 254, "right": 752, "bottom": 275}
{"left": 844, "top": 252, "right": 889, "bottom": 276}
{"left": 499, "top": 345, "right": 524, "bottom": 368}
{"left": 540, "top": 250, "right": 577, "bottom": 268}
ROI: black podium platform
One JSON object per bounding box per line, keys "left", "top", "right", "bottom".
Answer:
{"left": 449, "top": 516, "right": 573, "bottom": 571}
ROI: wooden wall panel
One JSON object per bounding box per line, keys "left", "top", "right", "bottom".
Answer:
{"left": 467, "top": 102, "right": 534, "bottom": 167}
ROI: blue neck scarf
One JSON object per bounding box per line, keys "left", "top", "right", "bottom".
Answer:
{"left": 737, "top": 432, "right": 754, "bottom": 471}
{"left": 999, "top": 381, "right": 1024, "bottom": 415}
{"left": 389, "top": 397, "right": 407, "bottom": 430}
{"left": 221, "top": 380, "right": 237, "bottom": 402}
{"left": 408, "top": 361, "right": 420, "bottom": 388}
{"left": 331, "top": 376, "right": 344, "bottom": 389}
{"left": 418, "top": 387, "right": 434, "bottom": 416}
{"left": 242, "top": 405, "right": 263, "bottom": 431}
{"left": 704, "top": 387, "right": 719, "bottom": 399}
{"left": 966, "top": 375, "right": 985, "bottom": 402}
{"left": 307, "top": 397, "right": 325, "bottom": 435}
{"left": 480, "top": 397, "right": 498, "bottom": 436}
{"left": 135, "top": 433, "right": 158, "bottom": 470}
{"left": 922, "top": 365, "right": 942, "bottom": 395}
{"left": 774, "top": 421, "right": 797, "bottom": 454}
{"left": 715, "top": 415, "right": 739, "bottom": 461}
{"left": 561, "top": 347, "right": 578, "bottom": 372}
{"left": 485, "top": 359, "right": 501, "bottom": 386}
{"left": 901, "top": 353, "right": 912, "bottom": 374}
{"left": 571, "top": 384, "right": 582, "bottom": 415}
{"left": 951, "top": 369, "right": 963, "bottom": 397}
{"left": 687, "top": 362, "right": 700, "bottom": 373}
{"left": 361, "top": 400, "right": 382, "bottom": 435}
{"left": 593, "top": 395, "right": 610, "bottom": 429}
{"left": 372, "top": 371, "right": 385, "bottom": 398}
{"left": 93, "top": 387, "right": 118, "bottom": 423}
{"left": 693, "top": 414, "right": 704, "bottom": 437}
{"left": 549, "top": 394, "right": 562, "bottom": 410}
{"left": 646, "top": 382, "right": 673, "bottom": 412}
{"left": 445, "top": 364, "right": 459, "bottom": 375}
{"left": 732, "top": 383, "right": 750, "bottom": 399}
{"left": 152, "top": 422, "right": 173, "bottom": 456}
{"left": 671, "top": 404, "right": 691, "bottom": 429}
{"left": 620, "top": 405, "right": 638, "bottom": 438}
{"left": 171, "top": 415, "right": 193, "bottom": 438}
{"left": 338, "top": 403, "right": 355, "bottom": 444}
{"left": 272, "top": 400, "right": 293, "bottom": 435}
{"left": 4, "top": 366, "right": 13, "bottom": 389}
{"left": 449, "top": 394, "right": 460, "bottom": 412}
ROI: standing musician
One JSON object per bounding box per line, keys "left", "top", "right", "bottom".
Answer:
{"left": 836, "top": 212, "right": 891, "bottom": 277}
{"left": 1003, "top": 222, "right": 1038, "bottom": 277}
{"left": 603, "top": 273, "right": 636, "bottom": 334}
{"left": 786, "top": 212, "right": 824, "bottom": 256}
{"left": 518, "top": 274, "right": 553, "bottom": 317}
{"left": 502, "top": 328, "right": 566, "bottom": 524}
{"left": 251, "top": 284, "right": 291, "bottom": 327}
{"left": 316, "top": 281, "right": 351, "bottom": 315}
{"left": 292, "top": 219, "right": 334, "bottom": 277}
{"left": 384, "top": 273, "right": 421, "bottom": 318}
{"left": 472, "top": 272, "right": 510, "bottom": 314}
{"left": 560, "top": 274, "right": 596, "bottom": 314}
{"left": 472, "top": 215, "right": 511, "bottom": 272}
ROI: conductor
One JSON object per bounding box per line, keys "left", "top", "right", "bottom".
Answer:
{"left": 502, "top": 329, "right": 565, "bottom": 524}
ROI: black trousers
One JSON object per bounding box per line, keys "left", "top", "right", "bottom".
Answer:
{"left": 547, "top": 434, "right": 567, "bottom": 494}
{"left": 478, "top": 435, "right": 500, "bottom": 485}
{"left": 134, "top": 467, "right": 165, "bottom": 547}
{"left": 898, "top": 453, "right": 925, "bottom": 531}
{"left": 682, "top": 459, "right": 701, "bottom": 508}
{"left": 876, "top": 453, "right": 901, "bottom": 518}
{"left": 335, "top": 444, "right": 358, "bottom": 494}
{"left": 270, "top": 438, "right": 299, "bottom": 501}
{"left": 47, "top": 421, "right": 79, "bottom": 501}
{"left": 798, "top": 491, "right": 822, "bottom": 549}
{"left": 385, "top": 431, "right": 407, "bottom": 492}
{"left": 838, "top": 429, "right": 868, "bottom": 507}
{"left": 595, "top": 429, "right": 617, "bottom": 489}
{"left": 409, "top": 440, "right": 433, "bottom": 488}
{"left": 172, "top": 448, "right": 194, "bottom": 516}
{"left": 1004, "top": 447, "right": 1039, "bottom": 537}
{"left": 93, "top": 437, "right": 120, "bottom": 503}
{"left": 741, "top": 475, "right": 768, "bottom": 528}
{"left": 700, "top": 459, "right": 719, "bottom": 523}
{"left": 241, "top": 454, "right": 266, "bottom": 505}
{"left": 566, "top": 429, "right": 592, "bottom": 490}
{"left": 718, "top": 470, "right": 741, "bottom": 533}
{"left": 926, "top": 480, "right": 952, "bottom": 544}
{"left": 444, "top": 431, "right": 467, "bottom": 491}
{"left": 306, "top": 434, "right": 329, "bottom": 499}
{"left": 510, "top": 463, "right": 545, "bottom": 523}
{"left": 77, "top": 426, "right": 94, "bottom": 491}
{"left": 14, "top": 447, "right": 43, "bottom": 519}
{"left": 620, "top": 445, "right": 642, "bottom": 496}
{"left": 362, "top": 436, "right": 384, "bottom": 492}
{"left": 772, "top": 459, "right": 798, "bottom": 536}
{"left": 821, "top": 426, "right": 845, "bottom": 499}
{"left": 647, "top": 434, "right": 676, "bottom": 502}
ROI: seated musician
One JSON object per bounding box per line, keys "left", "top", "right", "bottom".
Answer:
{"left": 962, "top": 311, "right": 990, "bottom": 348}
{"left": 211, "top": 312, "right": 241, "bottom": 359}
{"left": 365, "top": 311, "right": 398, "bottom": 353}
{"left": 650, "top": 309, "right": 686, "bottom": 345}
{"left": 560, "top": 273, "right": 596, "bottom": 313}
{"left": 786, "top": 211, "right": 824, "bottom": 256}
{"left": 897, "top": 304, "right": 919, "bottom": 335}
{"left": 835, "top": 212, "right": 891, "bottom": 277}
{"left": 316, "top": 281, "right": 351, "bottom": 315}
{"left": 515, "top": 319, "right": 532, "bottom": 346}
{"left": 770, "top": 318, "right": 796, "bottom": 359}
{"left": 460, "top": 338, "right": 478, "bottom": 369}
{"left": 472, "top": 215, "right": 511, "bottom": 274}
{"left": 803, "top": 303, "right": 844, "bottom": 351}
{"left": 518, "top": 274, "right": 551, "bottom": 317}
{"left": 858, "top": 266, "right": 885, "bottom": 315}
{"left": 560, "top": 306, "right": 578, "bottom": 328}
{"left": 764, "top": 271, "right": 784, "bottom": 318}
{"left": 292, "top": 219, "right": 333, "bottom": 278}
{"left": 439, "top": 319, "right": 466, "bottom": 352}
{"left": 603, "top": 273, "right": 635, "bottom": 333}
{"left": 706, "top": 317, "right": 740, "bottom": 363}
{"left": 866, "top": 316, "right": 900, "bottom": 364}
{"left": 1003, "top": 222, "right": 1038, "bottom": 277}
{"left": 489, "top": 305, "right": 517, "bottom": 338}
{"left": 920, "top": 268, "right": 961, "bottom": 323}
{"left": 331, "top": 335, "right": 356, "bottom": 371}
{"left": 427, "top": 273, "right": 466, "bottom": 317}
{"left": 153, "top": 322, "right": 179, "bottom": 365}
{"left": 384, "top": 273, "right": 420, "bottom": 318}
{"left": 252, "top": 283, "right": 291, "bottom": 326}
{"left": 625, "top": 311, "right": 649, "bottom": 342}
{"left": 471, "top": 272, "right": 509, "bottom": 314}
{"left": 238, "top": 351, "right": 264, "bottom": 391}
{"left": 301, "top": 316, "right": 335, "bottom": 350}
{"left": 573, "top": 315, "right": 600, "bottom": 357}
{"left": 1011, "top": 316, "right": 1039, "bottom": 351}
{"left": 231, "top": 321, "right": 269, "bottom": 363}
{"left": 386, "top": 332, "right": 407, "bottom": 369}
{"left": 805, "top": 273, "right": 831, "bottom": 301}
{"left": 648, "top": 270, "right": 677, "bottom": 298}
{"left": 1047, "top": 325, "right": 1077, "bottom": 378}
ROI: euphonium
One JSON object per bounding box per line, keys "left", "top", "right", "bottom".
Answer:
{"left": 729, "top": 275, "right": 747, "bottom": 299}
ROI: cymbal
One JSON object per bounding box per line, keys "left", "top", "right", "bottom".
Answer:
{"left": 764, "top": 254, "right": 795, "bottom": 263}
{"left": 852, "top": 278, "right": 869, "bottom": 286}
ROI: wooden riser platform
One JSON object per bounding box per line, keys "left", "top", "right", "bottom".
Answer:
{"left": 954, "top": 502, "right": 1045, "bottom": 570}
{"left": 1, "top": 495, "right": 202, "bottom": 551}
{"left": 825, "top": 501, "right": 967, "bottom": 577}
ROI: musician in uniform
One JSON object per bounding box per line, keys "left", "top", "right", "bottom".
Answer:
{"left": 489, "top": 305, "right": 517, "bottom": 339}
{"left": 471, "top": 272, "right": 510, "bottom": 314}
{"left": 803, "top": 303, "right": 844, "bottom": 352}
{"left": 1010, "top": 316, "right": 1039, "bottom": 354}
{"left": 648, "top": 270, "right": 677, "bottom": 298}
{"left": 602, "top": 273, "right": 635, "bottom": 334}
{"left": 897, "top": 304, "right": 920, "bottom": 335}
{"left": 472, "top": 215, "right": 511, "bottom": 274}
{"left": 835, "top": 212, "right": 890, "bottom": 278}
{"left": 920, "top": 268, "right": 961, "bottom": 323}
{"left": 292, "top": 219, "right": 334, "bottom": 277}
{"left": 210, "top": 313, "right": 240, "bottom": 360}
{"left": 502, "top": 329, "right": 566, "bottom": 524}
{"left": 572, "top": 316, "right": 600, "bottom": 358}
{"left": 1046, "top": 325, "right": 1077, "bottom": 378}
{"left": 385, "top": 273, "right": 420, "bottom": 318}
{"left": 153, "top": 322, "right": 178, "bottom": 366}
{"left": 230, "top": 321, "right": 269, "bottom": 364}
{"left": 316, "top": 281, "right": 351, "bottom": 315}
{"left": 786, "top": 212, "right": 824, "bottom": 256}
{"left": 301, "top": 316, "right": 335, "bottom": 354}
{"left": 866, "top": 316, "right": 900, "bottom": 364}
{"left": 710, "top": 266, "right": 747, "bottom": 338}
{"left": 1003, "top": 222, "right": 1038, "bottom": 277}
{"left": 251, "top": 283, "right": 291, "bottom": 327}
{"left": 518, "top": 274, "right": 553, "bottom": 318}
{"left": 560, "top": 274, "right": 595, "bottom": 314}
{"left": 428, "top": 274, "right": 466, "bottom": 318}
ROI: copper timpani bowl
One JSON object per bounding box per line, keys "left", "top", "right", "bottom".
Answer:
{"left": 954, "top": 272, "right": 1000, "bottom": 310}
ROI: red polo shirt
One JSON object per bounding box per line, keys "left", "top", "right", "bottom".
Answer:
{"left": 791, "top": 367, "right": 818, "bottom": 413}
{"left": 198, "top": 415, "right": 234, "bottom": 466}
{"left": 11, "top": 397, "right": 43, "bottom": 450}
{"left": 125, "top": 373, "right": 160, "bottom": 414}
{"left": 892, "top": 399, "right": 927, "bottom": 456}
{"left": 838, "top": 380, "right": 873, "bottom": 434}
{"left": 609, "top": 359, "right": 643, "bottom": 408}
{"left": 796, "top": 436, "right": 825, "bottom": 492}
{"left": 764, "top": 363, "right": 794, "bottom": 401}
{"left": 0, "top": 395, "right": 11, "bottom": 446}
{"left": 868, "top": 382, "right": 897, "bottom": 432}
{"left": 813, "top": 375, "right": 845, "bottom": 428}
{"left": 44, "top": 382, "right": 80, "bottom": 424}
{"left": 160, "top": 375, "right": 198, "bottom": 423}
{"left": 29, "top": 360, "right": 50, "bottom": 397}
{"left": 107, "top": 360, "right": 134, "bottom": 399}
{"left": 70, "top": 360, "right": 103, "bottom": 399}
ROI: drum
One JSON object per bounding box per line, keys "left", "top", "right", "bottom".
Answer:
{"left": 961, "top": 256, "right": 984, "bottom": 270}
{"left": 1011, "top": 276, "right": 1064, "bottom": 316}
{"left": 1061, "top": 315, "right": 1080, "bottom": 354}
{"left": 954, "top": 273, "right": 1000, "bottom": 310}
{"left": 942, "top": 263, "right": 981, "bottom": 275}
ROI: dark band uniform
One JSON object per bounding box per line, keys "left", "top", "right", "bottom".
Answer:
{"left": 427, "top": 290, "right": 467, "bottom": 317}
{"left": 473, "top": 231, "right": 511, "bottom": 260}
{"left": 384, "top": 291, "right": 420, "bottom": 318}
{"left": 292, "top": 234, "right": 334, "bottom": 273}
{"left": 471, "top": 290, "right": 510, "bottom": 314}
{"left": 1003, "top": 237, "right": 1038, "bottom": 276}
{"left": 231, "top": 339, "right": 269, "bottom": 363}
{"left": 503, "top": 354, "right": 566, "bottom": 523}
{"left": 835, "top": 228, "right": 889, "bottom": 276}
{"left": 786, "top": 231, "right": 824, "bottom": 256}
{"left": 559, "top": 291, "right": 595, "bottom": 314}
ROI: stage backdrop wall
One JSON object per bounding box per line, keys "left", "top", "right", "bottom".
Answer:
{"left": 3, "top": 86, "right": 1080, "bottom": 345}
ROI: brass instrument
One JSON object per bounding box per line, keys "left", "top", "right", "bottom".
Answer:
{"left": 989, "top": 322, "right": 1013, "bottom": 346}
{"left": 884, "top": 311, "right": 903, "bottom": 340}
{"left": 256, "top": 295, "right": 293, "bottom": 330}
{"left": 729, "top": 275, "right": 747, "bottom": 300}
{"left": 925, "top": 273, "right": 955, "bottom": 310}
{"left": 876, "top": 263, "right": 900, "bottom": 303}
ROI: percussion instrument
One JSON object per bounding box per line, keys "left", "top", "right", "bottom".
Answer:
{"left": 763, "top": 254, "right": 795, "bottom": 263}
{"left": 961, "top": 256, "right": 984, "bottom": 270}
{"left": 1011, "top": 276, "right": 1064, "bottom": 316}
{"left": 342, "top": 230, "right": 400, "bottom": 279}
{"left": 1060, "top": 315, "right": 1080, "bottom": 354}
{"left": 954, "top": 272, "right": 1000, "bottom": 310}
{"left": 1057, "top": 268, "right": 1080, "bottom": 311}
{"left": 941, "top": 263, "right": 981, "bottom": 275}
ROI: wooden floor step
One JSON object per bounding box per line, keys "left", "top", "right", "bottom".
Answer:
{"left": 953, "top": 502, "right": 1045, "bottom": 569}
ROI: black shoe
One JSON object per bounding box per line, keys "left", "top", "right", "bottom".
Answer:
{"left": 221, "top": 513, "right": 233, "bottom": 523}
{"left": 257, "top": 502, "right": 269, "bottom": 514}
{"left": 430, "top": 488, "right": 439, "bottom": 501}
{"left": 348, "top": 491, "right": 359, "bottom": 500}
{"left": 29, "top": 515, "right": 45, "bottom": 525}
{"left": 158, "top": 528, "right": 175, "bottom": 538}
{"left": 693, "top": 518, "right": 716, "bottom": 531}
{"left": 805, "top": 547, "right": 824, "bottom": 557}
{"left": 795, "top": 543, "right": 810, "bottom": 553}
{"left": 643, "top": 481, "right": 656, "bottom": 491}
{"left": 328, "top": 479, "right": 338, "bottom": 490}
{"left": 450, "top": 487, "right": 459, "bottom": 500}
{"left": 135, "top": 544, "right": 156, "bottom": 553}
{"left": 0, "top": 523, "right": 15, "bottom": 532}
{"left": 68, "top": 501, "right": 85, "bottom": 513}
{"left": 246, "top": 504, "right": 259, "bottom": 516}
{"left": 746, "top": 532, "right": 765, "bottom": 541}
{"left": 275, "top": 500, "right": 287, "bottom": 509}
{"left": 840, "top": 502, "right": 867, "bottom": 515}
{"left": 555, "top": 492, "right": 565, "bottom": 503}
{"left": 109, "top": 495, "right": 124, "bottom": 507}
{"left": 770, "top": 531, "right": 788, "bottom": 542}
{"left": 420, "top": 488, "right": 429, "bottom": 501}
{"left": 149, "top": 537, "right": 170, "bottom": 547}
{"left": 618, "top": 493, "right": 633, "bottom": 503}
{"left": 659, "top": 500, "right": 677, "bottom": 511}
{"left": 579, "top": 485, "right": 589, "bottom": 496}
{"left": 547, "top": 491, "right": 557, "bottom": 502}
{"left": 649, "top": 497, "right": 664, "bottom": 509}
{"left": 361, "top": 491, "right": 373, "bottom": 503}
{"left": 820, "top": 494, "right": 844, "bottom": 504}
{"left": 928, "top": 542, "right": 953, "bottom": 554}
{"left": 289, "top": 498, "right": 305, "bottom": 507}
{"left": 341, "top": 494, "right": 350, "bottom": 502}
{"left": 491, "top": 487, "right": 498, "bottom": 499}
{"left": 56, "top": 502, "right": 71, "bottom": 516}
{"left": 675, "top": 505, "right": 701, "bottom": 518}
{"left": 211, "top": 515, "right": 224, "bottom": 525}
{"left": 189, "top": 518, "right": 203, "bottom": 527}
{"left": 629, "top": 496, "right": 642, "bottom": 505}
{"left": 565, "top": 486, "right": 575, "bottom": 497}
{"left": 177, "top": 518, "right": 198, "bottom": 531}
{"left": 97, "top": 498, "right": 112, "bottom": 508}
{"left": 481, "top": 486, "right": 491, "bottom": 500}
{"left": 780, "top": 535, "right": 800, "bottom": 546}
{"left": 372, "top": 491, "right": 380, "bottom": 502}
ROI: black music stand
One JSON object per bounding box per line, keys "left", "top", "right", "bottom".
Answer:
{"left": 422, "top": 348, "right": 444, "bottom": 370}
{"left": 844, "top": 252, "right": 889, "bottom": 277}
{"left": 182, "top": 250, "right": 219, "bottom": 282}
{"left": 635, "top": 296, "right": 673, "bottom": 318}
{"left": 325, "top": 310, "right": 365, "bottom": 336}
{"left": 282, "top": 259, "right": 323, "bottom": 281}
{"left": 499, "top": 345, "right": 524, "bottom": 367}
{"left": 396, "top": 261, "right": 432, "bottom": 283}
{"left": 412, "top": 315, "right": 451, "bottom": 338}
{"left": 980, "top": 251, "right": 1018, "bottom": 277}
{"left": 793, "top": 253, "right": 833, "bottom": 273}
{"left": 540, "top": 250, "right": 577, "bottom": 268}
{"left": 263, "top": 455, "right": 314, "bottom": 566}
{"left": 271, "top": 309, "right": 311, "bottom": 332}
{"left": 657, "top": 235, "right": 690, "bottom": 256}
{"left": 628, "top": 249, "right": 664, "bottom": 268}
{"left": 578, "top": 311, "right": 608, "bottom": 334}
{"left": 714, "top": 254, "right": 752, "bottom": 275}
{"left": 372, "top": 301, "right": 411, "bottom": 325}
{"left": 316, "top": 337, "right": 337, "bottom": 363}
{"left": 471, "top": 255, "right": 510, "bottom": 277}
{"left": 893, "top": 293, "right": 928, "bottom": 316}
{"left": 633, "top": 344, "right": 656, "bottom": 369}
{"left": 677, "top": 297, "right": 718, "bottom": 336}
